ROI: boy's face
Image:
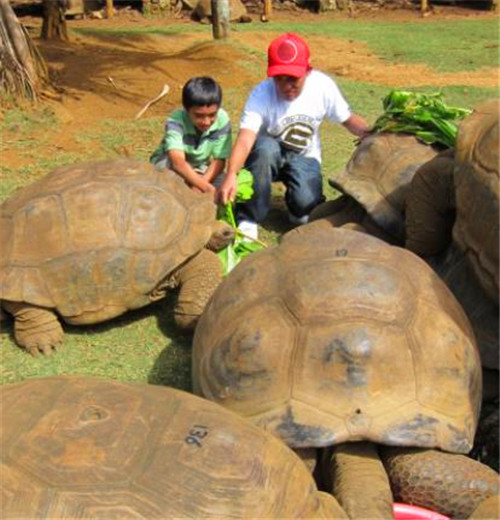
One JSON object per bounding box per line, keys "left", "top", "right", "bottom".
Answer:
{"left": 188, "top": 104, "right": 219, "bottom": 133}
{"left": 273, "top": 74, "right": 307, "bottom": 101}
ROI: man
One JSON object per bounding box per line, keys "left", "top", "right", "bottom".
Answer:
{"left": 218, "top": 33, "right": 370, "bottom": 239}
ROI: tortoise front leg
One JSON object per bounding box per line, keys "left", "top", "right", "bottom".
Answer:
{"left": 170, "top": 249, "right": 222, "bottom": 330}
{"left": 381, "top": 446, "right": 500, "bottom": 519}
{"left": 322, "top": 442, "right": 394, "bottom": 520}
{"left": 2, "top": 301, "right": 63, "bottom": 356}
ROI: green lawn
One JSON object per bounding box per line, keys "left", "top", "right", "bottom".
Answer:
{"left": 76, "top": 17, "right": 500, "bottom": 71}
{"left": 1, "top": 14, "right": 498, "bottom": 388}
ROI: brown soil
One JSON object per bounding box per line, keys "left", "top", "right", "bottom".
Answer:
{"left": 3, "top": 4, "right": 498, "bottom": 170}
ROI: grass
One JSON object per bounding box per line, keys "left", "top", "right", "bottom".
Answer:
{"left": 76, "top": 117, "right": 163, "bottom": 160}
{"left": 0, "top": 106, "right": 58, "bottom": 155}
{"left": 76, "top": 17, "right": 500, "bottom": 72}
{"left": 1, "top": 298, "right": 192, "bottom": 388}
{"left": 1, "top": 14, "right": 498, "bottom": 391}
{"left": 251, "top": 18, "right": 500, "bottom": 72}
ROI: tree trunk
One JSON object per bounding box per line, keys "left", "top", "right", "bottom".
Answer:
{"left": 106, "top": 0, "right": 114, "bottom": 18}
{"left": 0, "top": 0, "right": 48, "bottom": 101}
{"left": 262, "top": 0, "right": 271, "bottom": 21}
{"left": 211, "top": 0, "right": 229, "bottom": 39}
{"left": 41, "top": 0, "right": 69, "bottom": 41}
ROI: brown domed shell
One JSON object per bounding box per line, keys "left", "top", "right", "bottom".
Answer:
{"left": 453, "top": 98, "right": 499, "bottom": 303}
{"left": 0, "top": 159, "right": 216, "bottom": 319}
{"left": 0, "top": 376, "right": 340, "bottom": 519}
{"left": 329, "top": 134, "right": 437, "bottom": 240}
{"left": 193, "top": 227, "right": 481, "bottom": 454}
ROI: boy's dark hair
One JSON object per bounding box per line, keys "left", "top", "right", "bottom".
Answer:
{"left": 182, "top": 77, "right": 222, "bottom": 110}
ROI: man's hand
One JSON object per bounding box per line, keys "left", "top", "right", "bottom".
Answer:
{"left": 218, "top": 173, "right": 237, "bottom": 205}
{"left": 218, "top": 129, "right": 257, "bottom": 205}
{"left": 343, "top": 113, "right": 371, "bottom": 139}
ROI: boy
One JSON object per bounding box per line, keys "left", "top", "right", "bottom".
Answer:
{"left": 150, "top": 77, "right": 232, "bottom": 195}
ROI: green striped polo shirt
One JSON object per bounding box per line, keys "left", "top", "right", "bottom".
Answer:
{"left": 150, "top": 108, "right": 232, "bottom": 170}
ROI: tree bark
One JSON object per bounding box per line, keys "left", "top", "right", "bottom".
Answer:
{"left": 262, "top": 0, "right": 272, "bottom": 21}
{"left": 211, "top": 0, "right": 229, "bottom": 39}
{"left": 0, "top": 0, "right": 48, "bottom": 101}
{"left": 106, "top": 0, "right": 114, "bottom": 18}
{"left": 41, "top": 0, "right": 69, "bottom": 41}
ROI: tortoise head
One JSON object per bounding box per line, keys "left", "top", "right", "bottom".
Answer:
{"left": 206, "top": 221, "right": 235, "bottom": 251}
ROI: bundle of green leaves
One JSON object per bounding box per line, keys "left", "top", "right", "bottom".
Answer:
{"left": 217, "top": 169, "right": 264, "bottom": 275}
{"left": 372, "top": 90, "right": 471, "bottom": 148}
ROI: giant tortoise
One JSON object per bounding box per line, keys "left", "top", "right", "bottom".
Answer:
{"left": 0, "top": 376, "right": 344, "bottom": 519}
{"left": 0, "top": 159, "right": 234, "bottom": 356}
{"left": 192, "top": 0, "right": 250, "bottom": 23}
{"left": 454, "top": 98, "right": 499, "bottom": 304}
{"left": 405, "top": 99, "right": 499, "bottom": 372}
{"left": 192, "top": 226, "right": 499, "bottom": 519}
{"left": 311, "top": 133, "right": 438, "bottom": 243}
{"left": 405, "top": 98, "right": 499, "bottom": 291}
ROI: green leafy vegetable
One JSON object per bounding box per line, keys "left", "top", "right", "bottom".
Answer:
{"left": 372, "top": 90, "right": 471, "bottom": 148}
{"left": 217, "top": 168, "right": 265, "bottom": 275}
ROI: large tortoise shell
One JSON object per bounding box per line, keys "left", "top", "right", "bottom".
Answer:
{"left": 0, "top": 159, "right": 216, "bottom": 320}
{"left": 0, "top": 376, "right": 339, "bottom": 519}
{"left": 453, "top": 98, "right": 499, "bottom": 304}
{"left": 193, "top": 227, "right": 481, "bottom": 454}
{"left": 328, "top": 133, "right": 437, "bottom": 240}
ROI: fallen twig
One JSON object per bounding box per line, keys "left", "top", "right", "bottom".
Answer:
{"left": 135, "top": 84, "right": 170, "bottom": 120}
{"left": 107, "top": 76, "right": 118, "bottom": 89}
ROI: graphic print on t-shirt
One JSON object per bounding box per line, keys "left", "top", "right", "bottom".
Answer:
{"left": 272, "top": 114, "right": 315, "bottom": 153}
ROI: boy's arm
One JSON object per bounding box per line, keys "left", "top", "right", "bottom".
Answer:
{"left": 168, "top": 150, "right": 215, "bottom": 194}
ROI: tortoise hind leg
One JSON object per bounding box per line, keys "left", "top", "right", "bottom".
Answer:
{"left": 468, "top": 494, "right": 500, "bottom": 519}
{"left": 2, "top": 301, "right": 63, "bottom": 356}
{"left": 381, "top": 446, "right": 500, "bottom": 519}
{"left": 170, "top": 249, "right": 222, "bottom": 330}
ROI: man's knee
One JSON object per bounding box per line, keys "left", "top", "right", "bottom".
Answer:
{"left": 288, "top": 187, "right": 324, "bottom": 216}
{"left": 249, "top": 136, "right": 281, "bottom": 165}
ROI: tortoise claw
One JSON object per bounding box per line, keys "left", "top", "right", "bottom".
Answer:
{"left": 41, "top": 344, "right": 53, "bottom": 356}
{"left": 26, "top": 341, "right": 60, "bottom": 357}
{"left": 27, "top": 347, "right": 39, "bottom": 358}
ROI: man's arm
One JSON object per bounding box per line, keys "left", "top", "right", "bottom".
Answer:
{"left": 203, "top": 158, "right": 226, "bottom": 184}
{"left": 218, "top": 128, "right": 257, "bottom": 204}
{"left": 342, "top": 113, "right": 371, "bottom": 138}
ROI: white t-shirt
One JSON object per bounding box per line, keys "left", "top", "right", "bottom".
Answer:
{"left": 239, "top": 70, "right": 352, "bottom": 163}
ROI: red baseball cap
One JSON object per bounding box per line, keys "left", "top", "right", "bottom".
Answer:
{"left": 267, "top": 33, "right": 311, "bottom": 78}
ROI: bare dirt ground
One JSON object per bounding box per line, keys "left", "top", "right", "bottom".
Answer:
{"left": 2, "top": 3, "right": 497, "bottom": 172}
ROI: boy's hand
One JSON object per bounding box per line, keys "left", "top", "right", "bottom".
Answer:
{"left": 191, "top": 178, "right": 216, "bottom": 196}
{"left": 193, "top": 179, "right": 218, "bottom": 203}
{"left": 218, "top": 174, "right": 237, "bottom": 205}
